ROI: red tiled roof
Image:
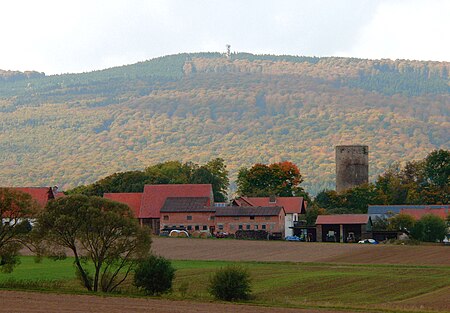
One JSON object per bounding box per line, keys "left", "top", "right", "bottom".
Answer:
{"left": 401, "top": 208, "right": 449, "bottom": 220}
{"left": 215, "top": 206, "right": 284, "bottom": 217}
{"left": 235, "top": 196, "right": 305, "bottom": 214}
{"left": 55, "top": 192, "right": 66, "bottom": 198}
{"left": 316, "top": 214, "right": 370, "bottom": 225}
{"left": 11, "top": 187, "right": 54, "bottom": 208}
{"left": 139, "top": 184, "right": 213, "bottom": 218}
{"left": 161, "top": 197, "right": 212, "bottom": 213}
{"left": 104, "top": 193, "right": 143, "bottom": 218}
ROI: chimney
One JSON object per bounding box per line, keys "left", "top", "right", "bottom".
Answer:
{"left": 269, "top": 195, "right": 276, "bottom": 203}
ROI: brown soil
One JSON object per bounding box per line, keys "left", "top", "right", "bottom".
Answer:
{"left": 392, "top": 286, "right": 450, "bottom": 311}
{"left": 0, "top": 290, "right": 354, "bottom": 313}
{"left": 151, "top": 237, "right": 450, "bottom": 265}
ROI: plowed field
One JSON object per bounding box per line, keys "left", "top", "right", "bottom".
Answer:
{"left": 0, "top": 290, "right": 355, "bottom": 313}
{"left": 152, "top": 237, "right": 450, "bottom": 265}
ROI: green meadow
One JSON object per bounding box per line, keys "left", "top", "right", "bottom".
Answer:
{"left": 1, "top": 257, "right": 449, "bottom": 313}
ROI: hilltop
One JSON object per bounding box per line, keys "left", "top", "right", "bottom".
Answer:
{"left": 0, "top": 52, "right": 448, "bottom": 194}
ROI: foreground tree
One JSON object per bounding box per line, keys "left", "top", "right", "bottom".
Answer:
{"left": 134, "top": 255, "right": 176, "bottom": 295}
{"left": 209, "top": 265, "right": 252, "bottom": 301}
{"left": 36, "top": 195, "right": 151, "bottom": 292}
{"left": 0, "top": 188, "right": 38, "bottom": 272}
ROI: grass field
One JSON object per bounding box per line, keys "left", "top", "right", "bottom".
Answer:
{"left": 1, "top": 256, "right": 449, "bottom": 313}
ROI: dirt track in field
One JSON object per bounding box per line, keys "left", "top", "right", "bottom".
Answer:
{"left": 0, "top": 290, "right": 356, "bottom": 313}
{"left": 152, "top": 237, "right": 450, "bottom": 266}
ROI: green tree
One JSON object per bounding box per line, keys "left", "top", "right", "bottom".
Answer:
{"left": 305, "top": 207, "right": 326, "bottom": 226}
{"left": 134, "top": 255, "right": 176, "bottom": 295}
{"left": 0, "top": 188, "right": 38, "bottom": 273}
{"left": 412, "top": 214, "right": 447, "bottom": 242}
{"left": 343, "top": 183, "right": 382, "bottom": 213}
{"left": 36, "top": 195, "right": 151, "bottom": 292}
{"left": 375, "top": 163, "right": 407, "bottom": 204}
{"left": 145, "top": 161, "right": 193, "bottom": 184}
{"left": 209, "top": 265, "right": 252, "bottom": 301}
{"left": 387, "top": 213, "right": 416, "bottom": 232}
{"left": 68, "top": 171, "right": 154, "bottom": 197}
{"left": 237, "top": 161, "right": 307, "bottom": 198}
{"left": 191, "top": 158, "right": 229, "bottom": 202}
{"left": 424, "top": 149, "right": 450, "bottom": 188}
{"left": 68, "top": 159, "right": 229, "bottom": 202}
{"left": 314, "top": 190, "right": 345, "bottom": 210}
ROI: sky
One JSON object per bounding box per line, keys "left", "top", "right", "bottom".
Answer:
{"left": 0, "top": 0, "right": 449, "bottom": 75}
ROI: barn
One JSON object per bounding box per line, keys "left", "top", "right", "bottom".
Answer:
{"left": 316, "top": 214, "right": 372, "bottom": 243}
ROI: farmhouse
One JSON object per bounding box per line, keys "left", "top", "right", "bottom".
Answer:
{"left": 140, "top": 184, "right": 213, "bottom": 232}
{"left": 215, "top": 206, "right": 285, "bottom": 236}
{"left": 159, "top": 197, "right": 215, "bottom": 233}
{"left": 233, "top": 196, "right": 306, "bottom": 237}
{"left": 315, "top": 214, "right": 372, "bottom": 243}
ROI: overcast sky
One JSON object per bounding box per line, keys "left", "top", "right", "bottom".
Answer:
{"left": 1, "top": 0, "right": 448, "bottom": 75}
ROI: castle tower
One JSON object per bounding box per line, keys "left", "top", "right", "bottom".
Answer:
{"left": 335, "top": 145, "right": 368, "bottom": 193}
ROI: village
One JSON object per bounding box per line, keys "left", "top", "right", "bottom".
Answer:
{"left": 7, "top": 145, "right": 449, "bottom": 245}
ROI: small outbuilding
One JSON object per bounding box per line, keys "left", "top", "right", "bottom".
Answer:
{"left": 315, "top": 214, "right": 372, "bottom": 243}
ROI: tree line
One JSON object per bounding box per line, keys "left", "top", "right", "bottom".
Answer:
{"left": 315, "top": 149, "right": 449, "bottom": 214}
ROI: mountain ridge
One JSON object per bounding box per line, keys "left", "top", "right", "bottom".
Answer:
{"left": 0, "top": 52, "right": 448, "bottom": 195}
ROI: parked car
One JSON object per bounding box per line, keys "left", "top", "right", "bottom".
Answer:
{"left": 285, "top": 235, "right": 301, "bottom": 241}
{"left": 443, "top": 236, "right": 450, "bottom": 245}
{"left": 358, "top": 239, "right": 378, "bottom": 244}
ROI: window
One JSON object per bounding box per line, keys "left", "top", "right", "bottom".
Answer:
{"left": 233, "top": 217, "right": 239, "bottom": 220}
{"left": 163, "top": 215, "right": 169, "bottom": 221}
{"left": 265, "top": 216, "right": 270, "bottom": 220}
{"left": 262, "top": 224, "right": 266, "bottom": 230}
{"left": 250, "top": 216, "right": 255, "bottom": 220}
{"left": 202, "top": 225, "right": 208, "bottom": 230}
{"left": 230, "top": 224, "right": 235, "bottom": 230}
{"left": 270, "top": 224, "right": 274, "bottom": 230}
{"left": 210, "top": 216, "right": 215, "bottom": 220}
{"left": 218, "top": 224, "right": 224, "bottom": 230}
{"left": 195, "top": 225, "right": 199, "bottom": 231}
{"left": 187, "top": 215, "right": 192, "bottom": 220}
{"left": 238, "top": 225, "right": 243, "bottom": 230}
{"left": 187, "top": 225, "right": 192, "bottom": 230}
{"left": 254, "top": 225, "right": 258, "bottom": 230}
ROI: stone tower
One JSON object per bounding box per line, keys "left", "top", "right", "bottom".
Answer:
{"left": 335, "top": 145, "right": 369, "bottom": 193}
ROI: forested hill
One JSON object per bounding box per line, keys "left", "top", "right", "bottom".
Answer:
{"left": 0, "top": 53, "right": 449, "bottom": 195}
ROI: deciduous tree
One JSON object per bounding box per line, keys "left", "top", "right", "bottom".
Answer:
{"left": 237, "top": 161, "right": 307, "bottom": 198}
{"left": 0, "top": 188, "right": 38, "bottom": 272}
{"left": 36, "top": 195, "right": 151, "bottom": 292}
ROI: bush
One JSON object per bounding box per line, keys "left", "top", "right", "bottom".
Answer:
{"left": 133, "top": 255, "right": 176, "bottom": 295}
{"left": 411, "top": 214, "right": 447, "bottom": 242}
{"left": 209, "top": 265, "right": 252, "bottom": 301}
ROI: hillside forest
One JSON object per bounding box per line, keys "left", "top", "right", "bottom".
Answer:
{"left": 0, "top": 52, "right": 448, "bottom": 195}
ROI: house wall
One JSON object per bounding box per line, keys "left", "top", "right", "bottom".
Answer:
{"left": 216, "top": 212, "right": 285, "bottom": 236}
{"left": 140, "top": 218, "right": 160, "bottom": 235}
{"left": 160, "top": 212, "right": 215, "bottom": 232}
{"left": 284, "top": 213, "right": 298, "bottom": 237}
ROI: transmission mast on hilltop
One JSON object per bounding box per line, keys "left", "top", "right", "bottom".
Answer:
{"left": 225, "top": 44, "right": 231, "bottom": 59}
